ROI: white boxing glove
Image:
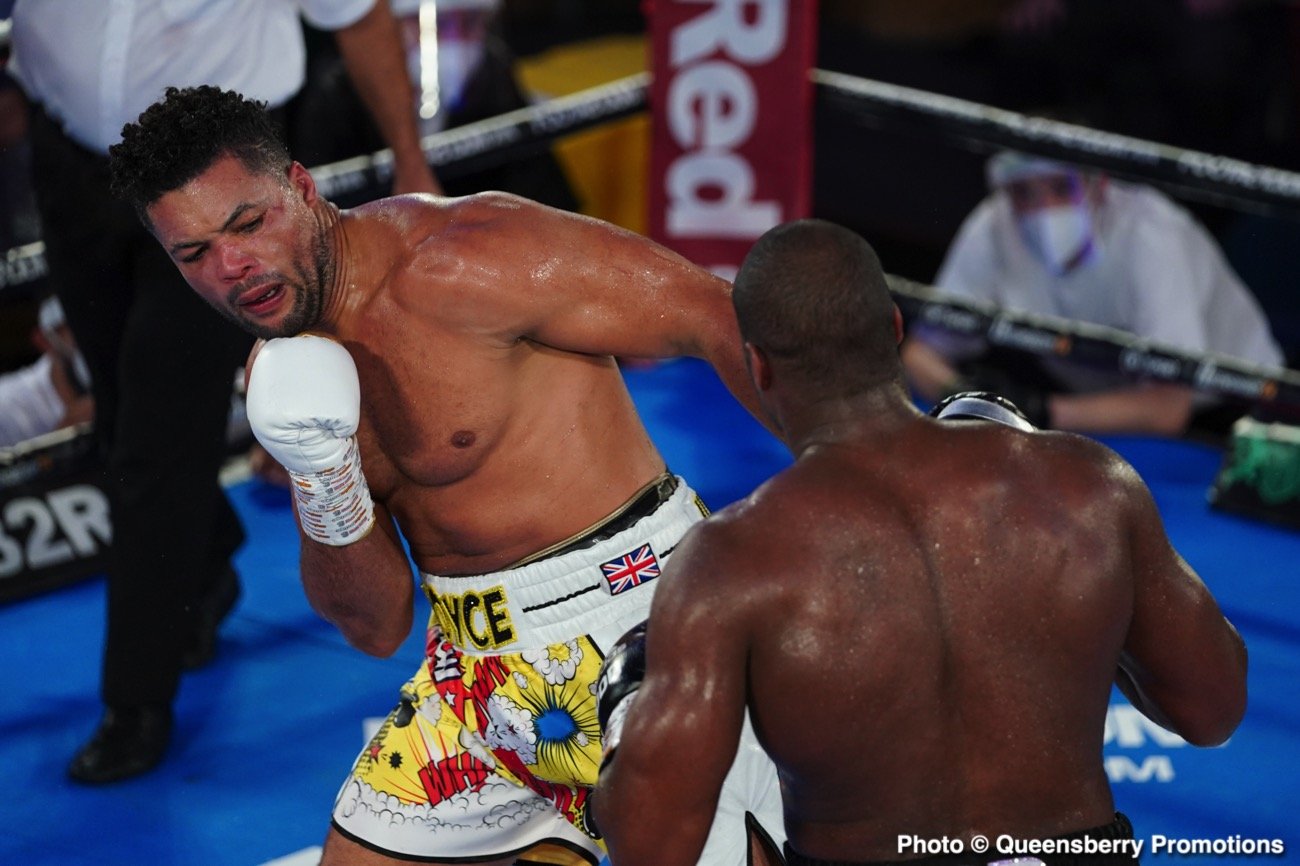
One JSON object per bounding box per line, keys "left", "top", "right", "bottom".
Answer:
{"left": 246, "top": 335, "right": 375, "bottom": 546}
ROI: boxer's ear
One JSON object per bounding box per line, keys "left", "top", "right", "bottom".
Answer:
{"left": 288, "top": 161, "right": 318, "bottom": 204}
{"left": 744, "top": 342, "right": 772, "bottom": 392}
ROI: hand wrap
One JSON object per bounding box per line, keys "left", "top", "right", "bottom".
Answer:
{"left": 246, "top": 335, "right": 376, "bottom": 546}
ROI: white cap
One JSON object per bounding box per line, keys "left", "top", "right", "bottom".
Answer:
{"left": 986, "top": 151, "right": 1084, "bottom": 189}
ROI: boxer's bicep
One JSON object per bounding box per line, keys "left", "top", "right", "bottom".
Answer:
{"left": 507, "top": 212, "right": 768, "bottom": 431}
{"left": 498, "top": 203, "right": 734, "bottom": 360}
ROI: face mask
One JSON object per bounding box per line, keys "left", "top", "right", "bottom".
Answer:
{"left": 1016, "top": 203, "right": 1095, "bottom": 275}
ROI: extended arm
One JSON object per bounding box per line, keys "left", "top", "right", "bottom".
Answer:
{"left": 332, "top": 0, "right": 442, "bottom": 195}
{"left": 594, "top": 524, "right": 751, "bottom": 866}
{"left": 1114, "top": 460, "right": 1247, "bottom": 745}
{"left": 439, "top": 193, "right": 773, "bottom": 433}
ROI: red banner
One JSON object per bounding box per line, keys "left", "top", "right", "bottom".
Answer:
{"left": 648, "top": 0, "right": 818, "bottom": 279}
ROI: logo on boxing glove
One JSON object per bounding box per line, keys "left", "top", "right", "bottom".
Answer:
{"left": 246, "top": 335, "right": 376, "bottom": 545}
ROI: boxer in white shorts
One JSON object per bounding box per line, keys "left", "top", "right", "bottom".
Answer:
{"left": 332, "top": 475, "right": 784, "bottom": 863}
{"left": 111, "top": 85, "right": 787, "bottom": 866}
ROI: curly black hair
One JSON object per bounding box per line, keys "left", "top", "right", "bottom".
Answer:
{"left": 109, "top": 85, "right": 291, "bottom": 220}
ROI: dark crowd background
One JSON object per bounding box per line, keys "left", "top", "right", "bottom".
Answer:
{"left": 3, "top": 0, "right": 1300, "bottom": 371}
{"left": 807, "top": 0, "right": 1300, "bottom": 368}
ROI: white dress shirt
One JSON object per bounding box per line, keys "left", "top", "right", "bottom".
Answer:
{"left": 925, "top": 180, "right": 1284, "bottom": 392}
{"left": 10, "top": 0, "right": 376, "bottom": 153}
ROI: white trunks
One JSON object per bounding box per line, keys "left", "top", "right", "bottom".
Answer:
{"left": 330, "top": 474, "right": 785, "bottom": 864}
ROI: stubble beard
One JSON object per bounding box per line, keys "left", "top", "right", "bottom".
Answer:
{"left": 219, "top": 224, "right": 334, "bottom": 340}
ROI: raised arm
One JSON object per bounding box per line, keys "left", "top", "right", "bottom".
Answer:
{"left": 593, "top": 520, "right": 752, "bottom": 866}
{"left": 1113, "top": 460, "right": 1247, "bottom": 745}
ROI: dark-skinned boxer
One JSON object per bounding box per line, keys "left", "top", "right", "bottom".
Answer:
{"left": 593, "top": 219, "right": 1246, "bottom": 866}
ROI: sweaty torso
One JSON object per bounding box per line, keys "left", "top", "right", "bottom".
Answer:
{"left": 740, "top": 421, "right": 1134, "bottom": 858}
{"left": 324, "top": 195, "right": 664, "bottom": 575}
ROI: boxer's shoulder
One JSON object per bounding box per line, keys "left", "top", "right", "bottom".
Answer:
{"left": 684, "top": 475, "right": 825, "bottom": 575}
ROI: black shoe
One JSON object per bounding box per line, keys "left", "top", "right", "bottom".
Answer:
{"left": 67, "top": 705, "right": 173, "bottom": 784}
{"left": 182, "top": 565, "right": 241, "bottom": 670}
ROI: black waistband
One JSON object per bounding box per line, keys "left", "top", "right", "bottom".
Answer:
{"left": 785, "top": 813, "right": 1137, "bottom": 866}
{"left": 507, "top": 473, "right": 679, "bottom": 568}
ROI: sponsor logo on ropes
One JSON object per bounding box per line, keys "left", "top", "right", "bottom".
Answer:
{"left": 988, "top": 317, "right": 1072, "bottom": 356}
{"left": 919, "top": 302, "right": 986, "bottom": 336}
{"left": 1119, "top": 347, "right": 1185, "bottom": 380}
{"left": 1194, "top": 359, "right": 1278, "bottom": 400}
{"left": 0, "top": 483, "right": 111, "bottom": 581}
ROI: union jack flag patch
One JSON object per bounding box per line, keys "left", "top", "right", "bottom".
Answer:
{"left": 600, "top": 544, "right": 660, "bottom": 595}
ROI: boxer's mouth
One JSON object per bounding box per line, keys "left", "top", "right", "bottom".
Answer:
{"left": 236, "top": 282, "right": 285, "bottom": 314}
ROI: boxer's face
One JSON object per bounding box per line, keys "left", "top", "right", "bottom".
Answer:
{"left": 147, "top": 155, "right": 331, "bottom": 339}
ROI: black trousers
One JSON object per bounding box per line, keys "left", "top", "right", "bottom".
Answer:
{"left": 29, "top": 107, "right": 252, "bottom": 708}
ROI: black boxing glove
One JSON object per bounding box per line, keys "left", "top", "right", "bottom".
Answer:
{"left": 944, "top": 362, "right": 1051, "bottom": 428}
{"left": 596, "top": 620, "right": 648, "bottom": 769}
{"left": 931, "top": 390, "right": 1037, "bottom": 432}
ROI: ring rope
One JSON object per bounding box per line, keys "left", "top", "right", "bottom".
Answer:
{"left": 2, "top": 70, "right": 1298, "bottom": 412}
{"left": 310, "top": 72, "right": 649, "bottom": 200}
{"left": 814, "top": 69, "right": 1300, "bottom": 217}
{"left": 9, "top": 68, "right": 1300, "bottom": 285}
{"left": 889, "top": 275, "right": 1300, "bottom": 414}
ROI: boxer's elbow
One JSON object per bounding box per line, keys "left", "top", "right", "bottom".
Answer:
{"left": 313, "top": 594, "right": 413, "bottom": 658}
{"left": 351, "top": 632, "right": 406, "bottom": 659}
{"left": 1186, "top": 646, "right": 1248, "bottom": 746}
{"left": 300, "top": 550, "right": 415, "bottom": 657}
{"left": 1118, "top": 643, "right": 1247, "bottom": 748}
{"left": 336, "top": 613, "right": 410, "bottom": 658}
{"left": 1180, "top": 693, "right": 1246, "bottom": 747}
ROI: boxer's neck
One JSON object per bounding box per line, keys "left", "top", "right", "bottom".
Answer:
{"left": 315, "top": 201, "right": 351, "bottom": 330}
{"left": 784, "top": 382, "right": 918, "bottom": 455}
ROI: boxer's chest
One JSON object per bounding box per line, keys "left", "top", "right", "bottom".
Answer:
{"left": 345, "top": 333, "right": 514, "bottom": 493}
